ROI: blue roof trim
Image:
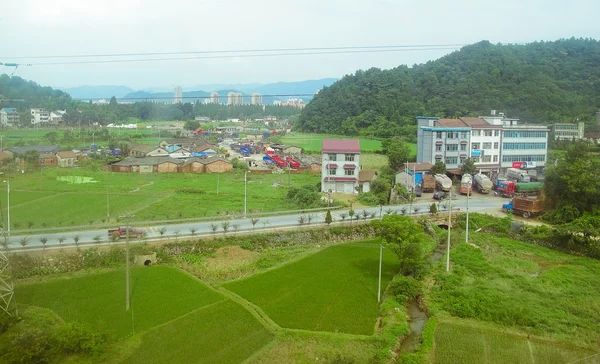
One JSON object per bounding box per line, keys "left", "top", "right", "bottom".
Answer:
{"left": 421, "top": 127, "right": 471, "bottom": 131}
{"left": 416, "top": 116, "right": 439, "bottom": 120}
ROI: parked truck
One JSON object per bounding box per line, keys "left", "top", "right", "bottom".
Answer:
{"left": 422, "top": 175, "right": 436, "bottom": 193}
{"left": 108, "top": 226, "right": 146, "bottom": 239}
{"left": 460, "top": 174, "right": 473, "bottom": 195}
{"left": 502, "top": 197, "right": 544, "bottom": 218}
{"left": 474, "top": 173, "right": 493, "bottom": 194}
{"left": 434, "top": 174, "right": 452, "bottom": 192}
{"left": 507, "top": 168, "right": 531, "bottom": 183}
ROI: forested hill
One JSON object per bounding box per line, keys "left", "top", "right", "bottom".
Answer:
{"left": 296, "top": 38, "right": 600, "bottom": 137}
{"left": 0, "top": 74, "right": 73, "bottom": 110}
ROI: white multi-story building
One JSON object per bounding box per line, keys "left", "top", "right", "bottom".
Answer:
{"left": 460, "top": 117, "right": 501, "bottom": 173}
{"left": 30, "top": 108, "right": 50, "bottom": 125}
{"left": 0, "top": 108, "right": 19, "bottom": 127}
{"left": 251, "top": 93, "right": 262, "bottom": 105}
{"left": 551, "top": 121, "right": 585, "bottom": 140}
{"left": 174, "top": 86, "right": 183, "bottom": 104}
{"left": 416, "top": 117, "right": 471, "bottom": 171}
{"left": 210, "top": 92, "right": 220, "bottom": 105}
{"left": 500, "top": 125, "right": 549, "bottom": 170}
{"left": 50, "top": 110, "right": 66, "bottom": 124}
{"left": 321, "top": 139, "right": 361, "bottom": 194}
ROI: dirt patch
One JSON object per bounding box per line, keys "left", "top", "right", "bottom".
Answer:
{"left": 204, "top": 246, "right": 258, "bottom": 270}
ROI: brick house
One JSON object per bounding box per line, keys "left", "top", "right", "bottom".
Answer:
{"left": 321, "top": 140, "right": 361, "bottom": 194}
{"left": 110, "top": 156, "right": 183, "bottom": 173}
{"left": 128, "top": 143, "right": 168, "bottom": 157}
{"left": 56, "top": 150, "right": 77, "bottom": 167}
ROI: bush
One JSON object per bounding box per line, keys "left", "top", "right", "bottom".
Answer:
{"left": 387, "top": 275, "right": 424, "bottom": 304}
{"left": 54, "top": 322, "right": 107, "bottom": 356}
{"left": 175, "top": 188, "right": 206, "bottom": 194}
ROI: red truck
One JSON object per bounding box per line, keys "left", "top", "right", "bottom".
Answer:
{"left": 108, "top": 226, "right": 146, "bottom": 239}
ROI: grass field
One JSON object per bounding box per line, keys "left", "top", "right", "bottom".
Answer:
{"left": 15, "top": 266, "right": 274, "bottom": 363}
{"left": 248, "top": 331, "right": 384, "bottom": 364}
{"left": 434, "top": 321, "right": 599, "bottom": 364}
{"left": 223, "top": 240, "right": 398, "bottom": 335}
{"left": 280, "top": 132, "right": 383, "bottom": 152}
{"left": 17, "top": 266, "right": 224, "bottom": 339}
{"left": 2, "top": 168, "right": 320, "bottom": 228}
{"left": 429, "top": 234, "right": 600, "bottom": 346}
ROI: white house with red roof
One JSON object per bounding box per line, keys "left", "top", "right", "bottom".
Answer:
{"left": 321, "top": 139, "right": 361, "bottom": 194}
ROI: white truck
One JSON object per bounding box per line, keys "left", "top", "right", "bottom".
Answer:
{"left": 474, "top": 173, "right": 493, "bottom": 194}
{"left": 434, "top": 174, "right": 452, "bottom": 192}
{"left": 507, "top": 168, "right": 531, "bottom": 183}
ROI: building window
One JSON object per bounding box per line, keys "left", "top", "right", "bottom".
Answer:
{"left": 344, "top": 169, "right": 354, "bottom": 176}
{"left": 484, "top": 130, "right": 493, "bottom": 137}
{"left": 494, "top": 142, "right": 499, "bottom": 149}
{"left": 460, "top": 132, "right": 468, "bottom": 139}
{"left": 502, "top": 155, "right": 546, "bottom": 162}
{"left": 447, "top": 132, "right": 454, "bottom": 139}
{"left": 445, "top": 157, "right": 458, "bottom": 165}
{"left": 460, "top": 157, "right": 466, "bottom": 164}
{"left": 503, "top": 131, "right": 548, "bottom": 138}
{"left": 472, "top": 143, "right": 480, "bottom": 150}
{"left": 494, "top": 130, "right": 500, "bottom": 136}
{"left": 483, "top": 155, "right": 491, "bottom": 162}
{"left": 344, "top": 154, "right": 355, "bottom": 162}
{"left": 435, "top": 145, "right": 442, "bottom": 152}
{"left": 436, "top": 131, "right": 442, "bottom": 139}
{"left": 472, "top": 130, "right": 481, "bottom": 137}
{"left": 483, "top": 142, "right": 492, "bottom": 149}
{"left": 460, "top": 144, "right": 466, "bottom": 151}
{"left": 472, "top": 157, "right": 480, "bottom": 162}
{"left": 435, "top": 157, "right": 442, "bottom": 163}
{"left": 328, "top": 168, "right": 337, "bottom": 175}
{"left": 446, "top": 144, "right": 458, "bottom": 151}
{"left": 502, "top": 143, "right": 547, "bottom": 150}
{"left": 328, "top": 153, "right": 337, "bottom": 161}
{"left": 493, "top": 155, "right": 498, "bottom": 162}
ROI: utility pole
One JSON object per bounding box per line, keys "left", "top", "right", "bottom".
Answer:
{"left": 106, "top": 172, "right": 110, "bottom": 223}
{"left": 446, "top": 191, "right": 452, "bottom": 272}
{"left": 120, "top": 215, "right": 134, "bottom": 311}
{"left": 244, "top": 171, "right": 247, "bottom": 218}
{"left": 377, "top": 244, "right": 383, "bottom": 303}
{"left": 466, "top": 181, "right": 471, "bottom": 243}
{"left": 0, "top": 174, "right": 16, "bottom": 317}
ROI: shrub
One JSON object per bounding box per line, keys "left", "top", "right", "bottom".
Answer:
{"left": 175, "top": 188, "right": 206, "bottom": 194}
{"left": 387, "top": 275, "right": 423, "bottom": 304}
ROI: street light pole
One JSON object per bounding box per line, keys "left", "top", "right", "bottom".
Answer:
{"left": 446, "top": 191, "right": 452, "bottom": 272}
{"left": 377, "top": 244, "right": 383, "bottom": 303}
{"left": 244, "top": 171, "right": 247, "bottom": 218}
{"left": 120, "top": 214, "right": 134, "bottom": 311}
{"left": 466, "top": 182, "right": 471, "bottom": 243}
{"left": 3, "top": 177, "right": 9, "bottom": 243}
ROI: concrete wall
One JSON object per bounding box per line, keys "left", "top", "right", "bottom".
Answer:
{"left": 205, "top": 160, "right": 233, "bottom": 173}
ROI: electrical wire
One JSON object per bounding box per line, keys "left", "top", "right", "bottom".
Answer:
{"left": 3, "top": 46, "right": 461, "bottom": 67}
{"left": 2, "top": 43, "right": 468, "bottom": 60}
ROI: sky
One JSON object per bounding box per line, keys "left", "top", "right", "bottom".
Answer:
{"left": 1, "top": 0, "right": 599, "bottom": 90}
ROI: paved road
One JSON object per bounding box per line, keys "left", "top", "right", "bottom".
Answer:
{"left": 6, "top": 194, "right": 503, "bottom": 250}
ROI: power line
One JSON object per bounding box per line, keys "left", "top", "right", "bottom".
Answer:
{"left": 3, "top": 46, "right": 462, "bottom": 67}
{"left": 116, "top": 93, "right": 315, "bottom": 101}
{"left": 2, "top": 44, "right": 468, "bottom": 60}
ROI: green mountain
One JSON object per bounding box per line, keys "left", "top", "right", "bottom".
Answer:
{"left": 0, "top": 74, "right": 73, "bottom": 110}
{"left": 296, "top": 38, "right": 600, "bottom": 137}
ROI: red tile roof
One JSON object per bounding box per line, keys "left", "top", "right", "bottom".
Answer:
{"left": 322, "top": 139, "right": 360, "bottom": 153}
{"left": 460, "top": 117, "right": 496, "bottom": 128}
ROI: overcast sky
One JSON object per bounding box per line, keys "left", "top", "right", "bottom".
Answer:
{"left": 1, "top": 0, "right": 599, "bottom": 90}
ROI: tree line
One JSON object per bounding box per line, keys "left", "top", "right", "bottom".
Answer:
{"left": 296, "top": 38, "right": 600, "bottom": 138}
{"left": 0, "top": 75, "right": 300, "bottom": 126}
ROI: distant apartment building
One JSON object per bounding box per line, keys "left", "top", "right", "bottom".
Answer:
{"left": 251, "top": 92, "right": 262, "bottom": 105}
{"left": 321, "top": 139, "right": 361, "bottom": 194}
{"left": 227, "top": 92, "right": 243, "bottom": 105}
{"left": 416, "top": 117, "right": 471, "bottom": 171}
{"left": 417, "top": 111, "right": 549, "bottom": 174}
{"left": 174, "top": 86, "right": 183, "bottom": 104}
{"left": 30, "top": 108, "right": 50, "bottom": 125}
{"left": 273, "top": 97, "right": 305, "bottom": 108}
{"left": 210, "top": 92, "right": 220, "bottom": 104}
{"left": 551, "top": 121, "right": 585, "bottom": 140}
{"left": 0, "top": 108, "right": 19, "bottom": 127}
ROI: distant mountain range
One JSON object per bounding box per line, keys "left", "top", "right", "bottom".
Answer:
{"left": 61, "top": 78, "right": 338, "bottom": 103}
